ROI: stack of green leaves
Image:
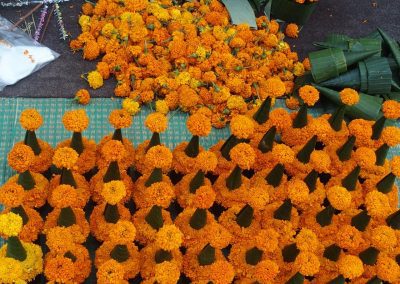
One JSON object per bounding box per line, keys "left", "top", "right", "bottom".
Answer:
{"left": 295, "top": 28, "right": 400, "bottom": 120}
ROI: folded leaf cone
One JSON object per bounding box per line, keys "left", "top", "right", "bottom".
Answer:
{"left": 145, "top": 205, "right": 163, "bottom": 230}
{"left": 71, "top": 132, "right": 84, "bottom": 155}
{"left": 258, "top": 126, "right": 276, "bottom": 153}
{"left": 253, "top": 97, "right": 271, "bottom": 124}
{"left": 184, "top": 135, "right": 200, "bottom": 158}
{"left": 24, "top": 130, "right": 41, "bottom": 155}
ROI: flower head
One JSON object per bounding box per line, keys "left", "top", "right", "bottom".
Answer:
{"left": 0, "top": 257, "right": 23, "bottom": 283}
{"left": 101, "top": 140, "right": 127, "bottom": 162}
{"left": 382, "top": 100, "right": 400, "bottom": 119}
{"left": 229, "top": 143, "right": 255, "bottom": 169}
{"left": 371, "top": 225, "right": 397, "bottom": 250}
{"left": 145, "top": 145, "right": 173, "bottom": 169}
{"left": 122, "top": 98, "right": 141, "bottom": 116}
{"left": 338, "top": 255, "right": 364, "bottom": 279}
{"left": 310, "top": 150, "right": 331, "bottom": 173}
{"left": 287, "top": 179, "right": 310, "bottom": 204}
{"left": 87, "top": 70, "right": 104, "bottom": 89}
{"left": 295, "top": 228, "right": 319, "bottom": 252}
{"left": 265, "top": 77, "right": 286, "bottom": 98}
{"left": 101, "top": 181, "right": 126, "bottom": 205}
{"left": 0, "top": 212, "right": 23, "bottom": 237}
{"left": 62, "top": 109, "right": 89, "bottom": 132}
{"left": 19, "top": 109, "right": 43, "bottom": 131}
{"left": 97, "top": 259, "right": 125, "bottom": 283}
{"left": 196, "top": 151, "right": 218, "bottom": 172}
{"left": 230, "top": 115, "right": 254, "bottom": 139}
{"left": 294, "top": 251, "right": 320, "bottom": 276}
{"left": 365, "top": 190, "right": 391, "bottom": 218}
{"left": 145, "top": 112, "right": 168, "bottom": 133}
{"left": 155, "top": 224, "right": 183, "bottom": 251}
{"left": 0, "top": 182, "right": 24, "bottom": 207}
{"left": 272, "top": 144, "right": 295, "bottom": 164}
{"left": 109, "top": 109, "right": 132, "bottom": 129}
{"left": 255, "top": 260, "right": 280, "bottom": 282}
{"left": 298, "top": 85, "right": 319, "bottom": 106}
{"left": 376, "top": 255, "right": 400, "bottom": 282}
{"left": 53, "top": 147, "right": 79, "bottom": 169}
{"left": 75, "top": 89, "right": 91, "bottom": 105}
{"left": 187, "top": 113, "right": 212, "bottom": 137}
{"left": 154, "top": 262, "right": 181, "bottom": 284}
{"left": 354, "top": 147, "right": 376, "bottom": 168}
{"left": 191, "top": 185, "right": 216, "bottom": 209}
{"left": 381, "top": 126, "right": 400, "bottom": 147}
{"left": 51, "top": 184, "right": 79, "bottom": 208}
{"left": 285, "top": 23, "right": 299, "bottom": 38}
{"left": 326, "top": 186, "right": 352, "bottom": 210}
{"left": 44, "top": 256, "right": 75, "bottom": 283}
{"left": 109, "top": 220, "right": 136, "bottom": 243}
{"left": 8, "top": 144, "right": 35, "bottom": 172}
{"left": 339, "top": 88, "right": 359, "bottom": 106}
{"left": 46, "top": 226, "right": 74, "bottom": 252}
{"left": 155, "top": 100, "right": 169, "bottom": 115}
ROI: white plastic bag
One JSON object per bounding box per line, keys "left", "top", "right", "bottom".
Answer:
{"left": 0, "top": 15, "right": 59, "bottom": 91}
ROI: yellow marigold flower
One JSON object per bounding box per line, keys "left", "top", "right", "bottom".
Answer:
{"left": 101, "top": 23, "right": 115, "bottom": 38}
{"left": 294, "top": 251, "right": 320, "bottom": 276}
{"left": 227, "top": 95, "right": 246, "bottom": 110}
{"left": 44, "top": 256, "right": 75, "bottom": 283}
{"left": 97, "top": 260, "right": 125, "bottom": 284}
{"left": 376, "top": 255, "right": 400, "bottom": 282}
{"left": 109, "top": 220, "right": 136, "bottom": 243}
{"left": 381, "top": 126, "right": 400, "bottom": 147}
{"left": 230, "top": 115, "right": 254, "bottom": 139}
{"left": 285, "top": 23, "right": 299, "bottom": 38}
{"left": 272, "top": 144, "right": 295, "bottom": 164}
{"left": 101, "top": 181, "right": 126, "bottom": 205}
{"left": 371, "top": 225, "right": 397, "bottom": 250}
{"left": 122, "top": 98, "right": 141, "bottom": 116}
{"left": 62, "top": 109, "right": 89, "bottom": 132}
{"left": 287, "top": 178, "right": 309, "bottom": 204}
{"left": 338, "top": 255, "right": 364, "bottom": 279}
{"left": 0, "top": 182, "right": 25, "bottom": 208}
{"left": 145, "top": 145, "right": 173, "bottom": 169}
{"left": 391, "top": 156, "right": 400, "bottom": 177}
{"left": 229, "top": 143, "right": 255, "bottom": 169}
{"left": 382, "top": 100, "right": 400, "bottom": 119}
{"left": 176, "top": 71, "right": 191, "bottom": 85}
{"left": 145, "top": 112, "right": 168, "bottom": 133}
{"left": 354, "top": 147, "right": 376, "bottom": 168}
{"left": 101, "top": 140, "right": 127, "bottom": 162}
{"left": 109, "top": 109, "right": 132, "bottom": 129}
{"left": 155, "top": 100, "right": 169, "bottom": 115}
{"left": 255, "top": 260, "right": 280, "bottom": 282}
{"left": 196, "top": 150, "right": 218, "bottom": 172}
{"left": 8, "top": 144, "right": 35, "bottom": 172}
{"left": 265, "top": 77, "right": 286, "bottom": 98}
{"left": 53, "top": 147, "right": 79, "bottom": 169}
{"left": 170, "top": 8, "right": 181, "bottom": 19}
{"left": 365, "top": 190, "right": 391, "bottom": 218}
{"left": 186, "top": 113, "right": 211, "bottom": 137}
{"left": 310, "top": 150, "right": 331, "bottom": 173}
{"left": 293, "top": 62, "right": 305, "bottom": 77}
{"left": 0, "top": 212, "right": 23, "bottom": 237}
{"left": 87, "top": 70, "right": 104, "bottom": 89}
{"left": 78, "top": 15, "right": 90, "bottom": 31}
{"left": 51, "top": 184, "right": 78, "bottom": 208}
{"left": 19, "top": 109, "right": 43, "bottom": 131}
{"left": 299, "top": 85, "right": 319, "bottom": 106}
{"left": 295, "top": 228, "right": 319, "bottom": 252}
{"left": 326, "top": 186, "right": 352, "bottom": 210}
{"left": 339, "top": 88, "right": 359, "bottom": 106}
{"left": 74, "top": 89, "right": 91, "bottom": 105}
{"left": 154, "top": 262, "right": 181, "bottom": 284}
{"left": 0, "top": 257, "right": 23, "bottom": 283}
{"left": 155, "top": 224, "right": 183, "bottom": 251}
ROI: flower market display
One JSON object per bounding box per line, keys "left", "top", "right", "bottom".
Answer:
{"left": 0, "top": 91, "right": 399, "bottom": 283}
{"left": 70, "top": 0, "right": 308, "bottom": 127}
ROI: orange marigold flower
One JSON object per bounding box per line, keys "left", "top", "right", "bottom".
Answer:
{"left": 229, "top": 143, "right": 255, "bottom": 169}
{"left": 294, "top": 251, "right": 320, "bottom": 276}
{"left": 196, "top": 150, "right": 218, "bottom": 172}
{"left": 354, "top": 147, "right": 376, "bottom": 168}
{"left": 19, "top": 109, "right": 43, "bottom": 131}
{"left": 45, "top": 226, "right": 74, "bottom": 252}
{"left": 44, "top": 256, "right": 75, "bottom": 283}
{"left": 268, "top": 20, "right": 280, "bottom": 34}
{"left": 154, "top": 261, "right": 181, "bottom": 283}
{"left": 145, "top": 112, "right": 168, "bottom": 133}
{"left": 391, "top": 156, "right": 400, "bottom": 177}
{"left": 286, "top": 96, "right": 300, "bottom": 110}
{"left": 287, "top": 178, "right": 310, "bottom": 204}
{"left": 186, "top": 113, "right": 212, "bottom": 137}
{"left": 381, "top": 126, "right": 400, "bottom": 147}
{"left": 365, "top": 190, "right": 391, "bottom": 218}
{"left": 191, "top": 185, "right": 216, "bottom": 209}
{"left": 155, "top": 224, "right": 183, "bottom": 251}
{"left": 230, "top": 115, "right": 254, "bottom": 139}
{"left": 339, "top": 88, "right": 359, "bottom": 106}
{"left": 295, "top": 228, "right": 319, "bottom": 252}
{"left": 7, "top": 144, "right": 35, "bottom": 172}
{"left": 371, "top": 225, "right": 397, "bottom": 251}
{"left": 101, "top": 140, "right": 127, "bottom": 162}
{"left": 265, "top": 77, "right": 286, "bottom": 98}
{"left": 310, "top": 150, "right": 331, "bottom": 173}
{"left": 303, "top": 57, "right": 311, "bottom": 71}
{"left": 337, "top": 225, "right": 362, "bottom": 250}
{"left": 109, "top": 220, "right": 136, "bottom": 243}
{"left": 376, "top": 255, "right": 400, "bottom": 282}
{"left": 75, "top": 89, "right": 91, "bottom": 105}
{"left": 53, "top": 147, "right": 79, "bottom": 169}
{"left": 285, "top": 23, "right": 299, "bottom": 38}
{"left": 272, "top": 144, "right": 295, "bottom": 164}
{"left": 83, "top": 40, "right": 100, "bottom": 60}
{"left": 298, "top": 85, "right": 319, "bottom": 106}
{"left": 97, "top": 259, "right": 125, "bottom": 284}
{"left": 382, "top": 100, "right": 400, "bottom": 119}
{"left": 81, "top": 2, "right": 93, "bottom": 15}
{"left": 0, "top": 182, "right": 24, "bottom": 207}
{"left": 338, "top": 255, "right": 364, "bottom": 279}
{"left": 326, "top": 186, "right": 352, "bottom": 210}
{"left": 62, "top": 109, "right": 89, "bottom": 132}
{"left": 255, "top": 260, "right": 280, "bottom": 282}
{"left": 97, "top": 61, "right": 110, "bottom": 80}
{"left": 101, "top": 181, "right": 126, "bottom": 205}
{"left": 109, "top": 109, "right": 132, "bottom": 129}
{"left": 145, "top": 145, "right": 173, "bottom": 169}
{"left": 51, "top": 184, "right": 78, "bottom": 208}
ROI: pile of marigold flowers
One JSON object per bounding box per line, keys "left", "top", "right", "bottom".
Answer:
{"left": 70, "top": 0, "right": 306, "bottom": 127}
{"left": 1, "top": 88, "right": 400, "bottom": 283}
